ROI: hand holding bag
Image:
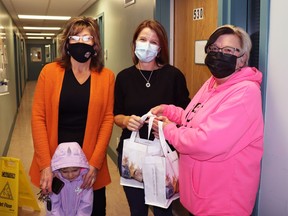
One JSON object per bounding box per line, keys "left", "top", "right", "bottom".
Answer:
{"left": 120, "top": 112, "right": 163, "bottom": 189}
{"left": 142, "top": 121, "right": 180, "bottom": 208}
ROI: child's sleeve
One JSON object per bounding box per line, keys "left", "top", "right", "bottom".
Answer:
{"left": 76, "top": 188, "right": 93, "bottom": 216}
{"left": 46, "top": 194, "right": 64, "bottom": 215}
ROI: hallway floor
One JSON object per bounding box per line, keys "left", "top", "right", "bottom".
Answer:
{"left": 6, "top": 81, "right": 154, "bottom": 216}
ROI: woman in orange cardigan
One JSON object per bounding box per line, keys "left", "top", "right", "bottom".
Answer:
{"left": 29, "top": 16, "right": 115, "bottom": 216}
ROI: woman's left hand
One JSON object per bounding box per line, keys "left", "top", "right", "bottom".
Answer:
{"left": 152, "top": 116, "right": 171, "bottom": 138}
{"left": 81, "top": 165, "right": 98, "bottom": 189}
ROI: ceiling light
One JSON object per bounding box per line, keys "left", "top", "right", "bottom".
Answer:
{"left": 18, "top": 15, "right": 71, "bottom": 20}
{"left": 26, "top": 33, "right": 55, "bottom": 36}
{"left": 27, "top": 37, "right": 45, "bottom": 39}
{"left": 24, "top": 26, "right": 61, "bottom": 30}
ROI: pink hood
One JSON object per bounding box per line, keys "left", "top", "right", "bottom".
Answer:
{"left": 51, "top": 142, "right": 89, "bottom": 171}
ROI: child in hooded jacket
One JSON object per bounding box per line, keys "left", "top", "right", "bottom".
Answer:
{"left": 47, "top": 142, "right": 93, "bottom": 216}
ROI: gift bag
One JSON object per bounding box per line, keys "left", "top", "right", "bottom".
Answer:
{"left": 142, "top": 121, "right": 179, "bottom": 208}
{"left": 120, "top": 112, "right": 163, "bottom": 189}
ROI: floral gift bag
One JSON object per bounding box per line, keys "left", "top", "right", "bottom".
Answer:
{"left": 142, "top": 121, "right": 179, "bottom": 208}
{"left": 120, "top": 112, "right": 163, "bottom": 188}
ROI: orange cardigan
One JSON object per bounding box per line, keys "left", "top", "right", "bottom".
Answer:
{"left": 29, "top": 62, "right": 115, "bottom": 190}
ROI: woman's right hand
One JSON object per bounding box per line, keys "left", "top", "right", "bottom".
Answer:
{"left": 150, "top": 105, "right": 165, "bottom": 116}
{"left": 40, "top": 166, "right": 53, "bottom": 194}
{"left": 124, "top": 115, "right": 144, "bottom": 131}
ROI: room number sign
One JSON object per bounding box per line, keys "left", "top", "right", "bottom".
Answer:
{"left": 193, "top": 7, "right": 204, "bottom": 20}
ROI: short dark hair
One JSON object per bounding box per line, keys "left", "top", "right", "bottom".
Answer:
{"left": 131, "top": 20, "right": 169, "bottom": 66}
{"left": 56, "top": 16, "right": 104, "bottom": 72}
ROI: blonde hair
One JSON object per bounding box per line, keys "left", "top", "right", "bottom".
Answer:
{"left": 205, "top": 24, "right": 252, "bottom": 66}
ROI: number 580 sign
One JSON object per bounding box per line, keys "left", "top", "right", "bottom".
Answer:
{"left": 193, "top": 7, "right": 204, "bottom": 20}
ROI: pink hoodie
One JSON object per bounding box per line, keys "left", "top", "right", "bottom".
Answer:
{"left": 162, "top": 67, "right": 263, "bottom": 215}
{"left": 47, "top": 142, "right": 93, "bottom": 216}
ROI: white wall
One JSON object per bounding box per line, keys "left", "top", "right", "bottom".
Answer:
{"left": 258, "top": 0, "right": 288, "bottom": 215}
{"left": 0, "top": 1, "right": 19, "bottom": 155}
{"left": 82, "top": 0, "right": 155, "bottom": 74}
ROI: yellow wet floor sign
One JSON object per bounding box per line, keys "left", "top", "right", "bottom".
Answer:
{"left": 0, "top": 157, "right": 40, "bottom": 215}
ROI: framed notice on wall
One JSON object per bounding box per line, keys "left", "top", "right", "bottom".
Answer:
{"left": 195, "top": 40, "right": 207, "bottom": 64}
{"left": 124, "top": 0, "right": 135, "bottom": 7}
{"left": 45, "top": 45, "right": 51, "bottom": 63}
{"left": 30, "top": 47, "right": 42, "bottom": 62}
{"left": 0, "top": 26, "right": 9, "bottom": 94}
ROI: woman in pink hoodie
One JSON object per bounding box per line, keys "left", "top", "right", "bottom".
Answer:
{"left": 151, "top": 25, "right": 264, "bottom": 216}
{"left": 47, "top": 142, "right": 93, "bottom": 216}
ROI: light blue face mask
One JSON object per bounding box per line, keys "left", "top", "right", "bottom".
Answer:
{"left": 134, "top": 41, "right": 159, "bottom": 63}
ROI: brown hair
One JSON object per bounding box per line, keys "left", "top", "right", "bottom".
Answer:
{"left": 131, "top": 20, "right": 169, "bottom": 66}
{"left": 56, "top": 16, "right": 104, "bottom": 72}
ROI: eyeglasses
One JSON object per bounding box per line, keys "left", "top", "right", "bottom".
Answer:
{"left": 68, "top": 35, "right": 93, "bottom": 42}
{"left": 207, "top": 45, "right": 240, "bottom": 56}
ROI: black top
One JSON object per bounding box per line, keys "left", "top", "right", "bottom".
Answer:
{"left": 114, "top": 64, "right": 190, "bottom": 153}
{"left": 58, "top": 69, "right": 90, "bottom": 147}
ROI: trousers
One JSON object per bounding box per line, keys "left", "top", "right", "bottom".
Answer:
{"left": 91, "top": 187, "right": 106, "bottom": 216}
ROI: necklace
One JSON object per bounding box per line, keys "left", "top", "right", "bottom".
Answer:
{"left": 138, "top": 69, "right": 154, "bottom": 88}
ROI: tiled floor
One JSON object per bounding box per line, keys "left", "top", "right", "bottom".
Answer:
{"left": 6, "top": 81, "right": 189, "bottom": 216}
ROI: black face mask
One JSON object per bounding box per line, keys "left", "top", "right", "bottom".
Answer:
{"left": 205, "top": 52, "right": 237, "bottom": 78}
{"left": 67, "top": 43, "right": 95, "bottom": 63}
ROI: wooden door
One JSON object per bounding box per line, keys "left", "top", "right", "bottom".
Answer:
{"left": 174, "top": 0, "right": 218, "bottom": 97}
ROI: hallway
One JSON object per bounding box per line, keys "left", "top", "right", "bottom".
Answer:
{"left": 5, "top": 81, "right": 153, "bottom": 215}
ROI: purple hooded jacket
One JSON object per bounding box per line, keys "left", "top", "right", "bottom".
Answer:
{"left": 47, "top": 142, "right": 93, "bottom": 216}
{"left": 161, "top": 67, "right": 264, "bottom": 215}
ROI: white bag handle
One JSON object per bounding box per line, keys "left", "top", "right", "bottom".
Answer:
{"left": 158, "top": 121, "right": 173, "bottom": 157}
{"left": 147, "top": 115, "right": 155, "bottom": 139}
{"left": 130, "top": 111, "right": 155, "bottom": 142}
{"left": 158, "top": 121, "right": 178, "bottom": 178}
